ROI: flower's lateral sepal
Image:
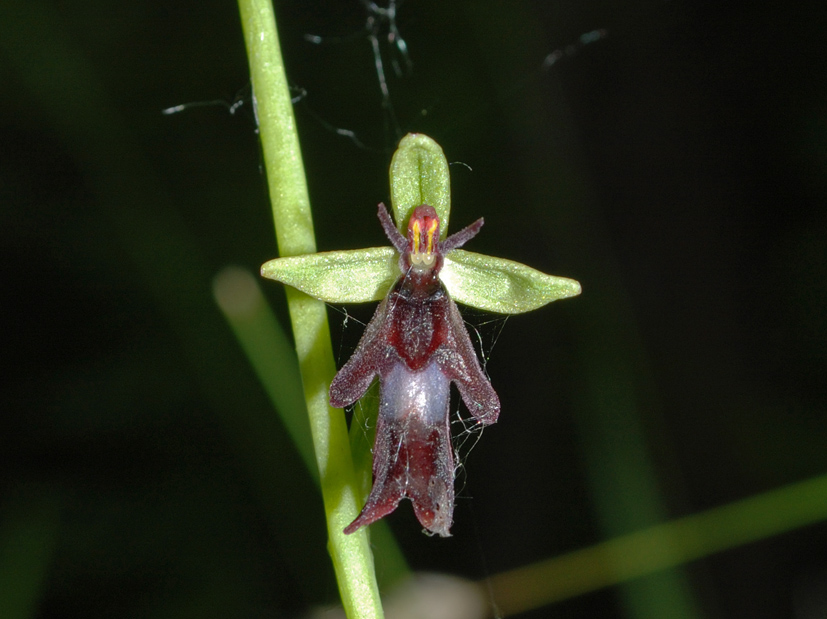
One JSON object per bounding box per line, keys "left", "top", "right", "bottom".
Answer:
{"left": 441, "top": 249, "right": 582, "bottom": 314}
{"left": 261, "top": 246, "right": 399, "bottom": 304}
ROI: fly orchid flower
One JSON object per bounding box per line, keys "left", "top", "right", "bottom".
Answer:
{"left": 261, "top": 134, "right": 580, "bottom": 537}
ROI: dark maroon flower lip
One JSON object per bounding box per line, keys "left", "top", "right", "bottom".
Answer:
{"left": 330, "top": 204, "right": 500, "bottom": 537}
{"left": 343, "top": 363, "right": 455, "bottom": 537}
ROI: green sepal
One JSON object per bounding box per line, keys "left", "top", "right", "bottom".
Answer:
{"left": 441, "top": 249, "right": 582, "bottom": 314}
{"left": 389, "top": 134, "right": 451, "bottom": 237}
{"left": 261, "top": 247, "right": 399, "bottom": 303}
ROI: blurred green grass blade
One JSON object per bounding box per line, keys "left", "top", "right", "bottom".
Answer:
{"left": 489, "top": 471, "right": 827, "bottom": 615}
{"left": 470, "top": 6, "right": 702, "bottom": 617}
{"left": 0, "top": 493, "right": 60, "bottom": 619}
{"left": 367, "top": 522, "right": 409, "bottom": 591}
{"left": 213, "top": 267, "right": 315, "bottom": 480}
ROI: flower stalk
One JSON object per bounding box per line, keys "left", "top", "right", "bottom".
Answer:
{"left": 236, "top": 1, "right": 384, "bottom": 617}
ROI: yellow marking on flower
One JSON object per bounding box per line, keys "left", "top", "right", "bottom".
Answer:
{"left": 412, "top": 218, "right": 422, "bottom": 255}
{"left": 410, "top": 216, "right": 438, "bottom": 269}
{"left": 427, "top": 219, "right": 438, "bottom": 254}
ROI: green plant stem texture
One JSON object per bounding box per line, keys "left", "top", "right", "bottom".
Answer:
{"left": 235, "top": 1, "right": 384, "bottom": 617}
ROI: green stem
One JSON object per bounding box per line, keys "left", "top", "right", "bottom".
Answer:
{"left": 235, "top": 2, "right": 384, "bottom": 617}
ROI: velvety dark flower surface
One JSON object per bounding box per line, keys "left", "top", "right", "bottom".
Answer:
{"left": 330, "top": 205, "right": 499, "bottom": 536}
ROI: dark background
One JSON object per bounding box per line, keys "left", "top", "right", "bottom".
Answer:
{"left": 2, "top": 0, "right": 826, "bottom": 617}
